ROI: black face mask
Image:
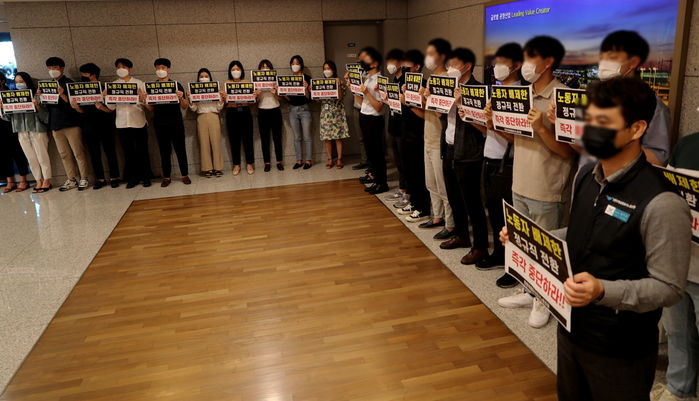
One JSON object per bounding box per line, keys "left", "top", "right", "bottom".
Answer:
{"left": 582, "top": 125, "right": 627, "bottom": 159}
{"left": 401, "top": 66, "right": 411, "bottom": 73}
{"left": 359, "top": 61, "right": 372, "bottom": 71}
{"left": 80, "top": 76, "right": 91, "bottom": 82}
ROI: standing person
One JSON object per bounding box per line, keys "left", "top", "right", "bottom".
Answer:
{"left": 347, "top": 48, "right": 370, "bottom": 171}
{"left": 255, "top": 59, "right": 284, "bottom": 172}
{"left": 652, "top": 131, "right": 699, "bottom": 401}
{"left": 524, "top": 77, "right": 690, "bottom": 401}
{"left": 43, "top": 57, "right": 90, "bottom": 191}
{"left": 441, "top": 48, "right": 489, "bottom": 266}
{"left": 496, "top": 36, "right": 576, "bottom": 329}
{"left": 107, "top": 58, "right": 152, "bottom": 188}
{"left": 286, "top": 55, "right": 313, "bottom": 170}
{"left": 384, "top": 49, "right": 407, "bottom": 201}
{"left": 318, "top": 60, "right": 349, "bottom": 168}
{"left": 474, "top": 43, "right": 521, "bottom": 273}
{"left": 0, "top": 75, "right": 30, "bottom": 193}
{"left": 225, "top": 60, "right": 255, "bottom": 176}
{"left": 145, "top": 58, "right": 190, "bottom": 187}
{"left": 597, "top": 30, "right": 670, "bottom": 166}
{"left": 397, "top": 49, "right": 431, "bottom": 222}
{"left": 189, "top": 68, "right": 224, "bottom": 178}
{"left": 71, "top": 63, "right": 120, "bottom": 189}
{"left": 416, "top": 38, "right": 453, "bottom": 230}
{"left": 353, "top": 47, "right": 388, "bottom": 195}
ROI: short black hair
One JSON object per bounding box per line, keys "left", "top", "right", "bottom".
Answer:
{"left": 587, "top": 77, "right": 656, "bottom": 127}
{"left": 323, "top": 60, "right": 338, "bottom": 77}
{"left": 289, "top": 55, "right": 304, "bottom": 70}
{"left": 228, "top": 60, "right": 245, "bottom": 80}
{"left": 524, "top": 36, "right": 565, "bottom": 70}
{"left": 404, "top": 49, "right": 424, "bottom": 71}
{"left": 114, "top": 58, "right": 133, "bottom": 68}
{"left": 45, "top": 57, "right": 65, "bottom": 68}
{"left": 386, "top": 48, "right": 404, "bottom": 62}
{"left": 197, "top": 68, "right": 213, "bottom": 81}
{"left": 154, "top": 58, "right": 171, "bottom": 68}
{"left": 427, "top": 38, "right": 452, "bottom": 57}
{"left": 361, "top": 46, "right": 383, "bottom": 68}
{"left": 495, "top": 42, "right": 523, "bottom": 63}
{"left": 600, "top": 30, "right": 650, "bottom": 65}
{"left": 258, "top": 59, "right": 273, "bottom": 69}
{"left": 79, "top": 63, "right": 101, "bottom": 78}
{"left": 449, "top": 47, "right": 476, "bottom": 66}
{"left": 15, "top": 72, "right": 36, "bottom": 91}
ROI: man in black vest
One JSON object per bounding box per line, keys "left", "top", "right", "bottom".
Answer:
{"left": 503, "top": 77, "right": 691, "bottom": 401}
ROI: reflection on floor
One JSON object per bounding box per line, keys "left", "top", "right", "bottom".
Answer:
{"left": 1, "top": 180, "right": 556, "bottom": 401}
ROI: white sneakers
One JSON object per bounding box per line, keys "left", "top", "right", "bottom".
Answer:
{"left": 59, "top": 179, "right": 78, "bottom": 192}
{"left": 397, "top": 205, "right": 414, "bottom": 215}
{"left": 406, "top": 210, "right": 429, "bottom": 223}
{"left": 498, "top": 289, "right": 550, "bottom": 328}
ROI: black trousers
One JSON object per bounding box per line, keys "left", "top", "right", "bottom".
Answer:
{"left": 154, "top": 120, "right": 188, "bottom": 177}
{"left": 226, "top": 107, "right": 254, "bottom": 165}
{"left": 258, "top": 107, "right": 283, "bottom": 163}
{"left": 0, "top": 131, "right": 29, "bottom": 178}
{"left": 400, "top": 136, "right": 430, "bottom": 214}
{"left": 389, "top": 133, "right": 407, "bottom": 190}
{"left": 118, "top": 126, "right": 152, "bottom": 182}
{"left": 360, "top": 114, "right": 387, "bottom": 186}
{"left": 84, "top": 119, "right": 119, "bottom": 180}
{"left": 557, "top": 328, "right": 657, "bottom": 401}
{"left": 454, "top": 160, "right": 489, "bottom": 250}
{"left": 443, "top": 145, "right": 471, "bottom": 241}
{"left": 483, "top": 157, "right": 513, "bottom": 259}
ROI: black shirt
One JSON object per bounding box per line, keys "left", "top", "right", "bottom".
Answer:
{"left": 388, "top": 73, "right": 405, "bottom": 136}
{"left": 151, "top": 81, "right": 185, "bottom": 124}
{"left": 286, "top": 74, "right": 311, "bottom": 106}
{"left": 46, "top": 75, "right": 81, "bottom": 131}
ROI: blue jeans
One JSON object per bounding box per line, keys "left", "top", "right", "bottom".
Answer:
{"left": 663, "top": 281, "right": 699, "bottom": 398}
{"left": 512, "top": 192, "right": 565, "bottom": 230}
{"left": 289, "top": 104, "right": 312, "bottom": 161}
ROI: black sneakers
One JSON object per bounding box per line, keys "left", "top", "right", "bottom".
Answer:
{"left": 496, "top": 273, "right": 519, "bottom": 288}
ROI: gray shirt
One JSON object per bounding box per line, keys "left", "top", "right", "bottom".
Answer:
{"left": 642, "top": 97, "right": 670, "bottom": 164}
{"left": 554, "top": 155, "right": 691, "bottom": 313}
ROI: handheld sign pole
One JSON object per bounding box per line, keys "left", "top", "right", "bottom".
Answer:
{"left": 503, "top": 201, "right": 574, "bottom": 332}
{"left": 459, "top": 84, "right": 489, "bottom": 126}
{"left": 404, "top": 72, "right": 423, "bottom": 108}
{"left": 225, "top": 82, "right": 255, "bottom": 103}
{"left": 37, "top": 81, "right": 59, "bottom": 104}
{"left": 491, "top": 85, "right": 533, "bottom": 137}
{"left": 425, "top": 75, "right": 456, "bottom": 113}
{"left": 67, "top": 82, "right": 103, "bottom": 105}
{"left": 554, "top": 87, "right": 587, "bottom": 143}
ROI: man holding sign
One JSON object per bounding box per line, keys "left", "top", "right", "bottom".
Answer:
{"left": 501, "top": 77, "right": 691, "bottom": 401}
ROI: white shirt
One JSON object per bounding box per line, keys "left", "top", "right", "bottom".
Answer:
{"left": 190, "top": 101, "right": 223, "bottom": 114}
{"left": 445, "top": 103, "right": 457, "bottom": 145}
{"left": 107, "top": 77, "right": 147, "bottom": 129}
{"left": 257, "top": 90, "right": 280, "bottom": 109}
{"left": 360, "top": 73, "right": 383, "bottom": 116}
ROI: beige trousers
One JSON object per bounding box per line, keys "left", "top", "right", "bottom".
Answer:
{"left": 424, "top": 146, "right": 454, "bottom": 228}
{"left": 52, "top": 126, "right": 89, "bottom": 179}
{"left": 18, "top": 131, "right": 52, "bottom": 181}
{"left": 197, "top": 113, "right": 224, "bottom": 171}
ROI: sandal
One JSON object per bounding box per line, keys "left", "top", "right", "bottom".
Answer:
{"left": 336, "top": 159, "right": 344, "bottom": 169}
{"left": 16, "top": 182, "right": 29, "bottom": 192}
{"left": 325, "top": 159, "right": 334, "bottom": 169}
{"left": 3, "top": 183, "right": 16, "bottom": 193}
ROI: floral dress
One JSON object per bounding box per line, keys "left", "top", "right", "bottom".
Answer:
{"left": 319, "top": 83, "right": 350, "bottom": 141}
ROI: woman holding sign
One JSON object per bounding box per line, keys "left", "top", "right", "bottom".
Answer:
{"left": 1, "top": 72, "right": 52, "bottom": 193}
{"left": 225, "top": 60, "right": 255, "bottom": 176}
{"left": 0, "top": 75, "right": 30, "bottom": 192}
{"left": 318, "top": 61, "right": 349, "bottom": 169}
{"left": 189, "top": 68, "right": 224, "bottom": 178}
{"left": 255, "top": 59, "right": 284, "bottom": 172}
{"left": 286, "top": 55, "right": 313, "bottom": 170}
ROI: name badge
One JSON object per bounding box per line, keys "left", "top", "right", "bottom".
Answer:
{"left": 604, "top": 205, "right": 630, "bottom": 223}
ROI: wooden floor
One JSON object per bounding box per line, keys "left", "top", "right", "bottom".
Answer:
{"left": 2, "top": 180, "right": 556, "bottom": 401}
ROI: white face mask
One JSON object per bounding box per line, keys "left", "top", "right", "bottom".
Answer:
{"left": 231, "top": 70, "right": 242, "bottom": 79}
{"left": 521, "top": 61, "right": 542, "bottom": 83}
{"left": 291, "top": 64, "right": 301, "bottom": 73}
{"left": 155, "top": 69, "right": 168, "bottom": 78}
{"left": 199, "top": 76, "right": 210, "bottom": 82}
{"left": 15, "top": 82, "right": 27, "bottom": 90}
{"left": 597, "top": 60, "right": 623, "bottom": 81}
{"left": 386, "top": 63, "right": 397, "bottom": 75}
{"left": 447, "top": 66, "right": 462, "bottom": 80}
{"left": 323, "top": 69, "right": 334, "bottom": 78}
{"left": 48, "top": 69, "right": 61, "bottom": 79}
{"left": 116, "top": 68, "right": 129, "bottom": 78}
{"left": 493, "top": 64, "right": 511, "bottom": 82}
{"left": 424, "top": 55, "right": 437, "bottom": 72}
